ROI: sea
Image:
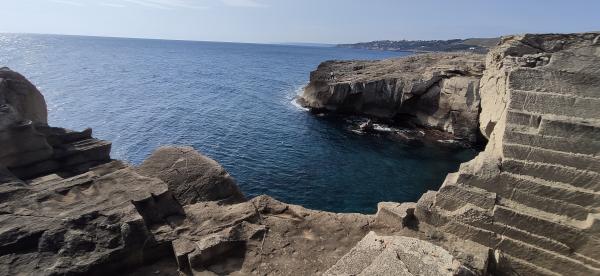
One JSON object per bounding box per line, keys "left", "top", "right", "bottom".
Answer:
{"left": 0, "top": 34, "right": 476, "bottom": 213}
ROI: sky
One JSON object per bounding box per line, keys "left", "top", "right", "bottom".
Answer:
{"left": 1, "top": 0, "right": 599, "bottom": 44}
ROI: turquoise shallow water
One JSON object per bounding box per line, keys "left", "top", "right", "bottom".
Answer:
{"left": 0, "top": 34, "right": 476, "bottom": 213}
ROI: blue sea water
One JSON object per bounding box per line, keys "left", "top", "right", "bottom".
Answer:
{"left": 0, "top": 34, "right": 476, "bottom": 213}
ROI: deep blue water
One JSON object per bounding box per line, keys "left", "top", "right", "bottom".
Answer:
{"left": 0, "top": 34, "right": 475, "bottom": 213}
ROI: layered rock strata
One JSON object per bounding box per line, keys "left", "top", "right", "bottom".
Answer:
{"left": 2, "top": 31, "right": 599, "bottom": 276}
{"left": 298, "top": 53, "right": 486, "bottom": 142}
{"left": 0, "top": 68, "right": 475, "bottom": 275}
{"left": 414, "top": 33, "right": 600, "bottom": 275}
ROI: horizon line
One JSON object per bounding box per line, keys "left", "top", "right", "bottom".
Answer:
{"left": 0, "top": 31, "right": 346, "bottom": 47}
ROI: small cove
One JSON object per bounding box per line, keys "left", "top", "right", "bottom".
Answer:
{"left": 0, "top": 34, "right": 477, "bottom": 213}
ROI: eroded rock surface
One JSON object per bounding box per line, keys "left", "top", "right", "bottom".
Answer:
{"left": 137, "top": 146, "right": 245, "bottom": 205}
{"left": 415, "top": 32, "right": 600, "bottom": 275}
{"left": 324, "top": 231, "right": 471, "bottom": 276}
{"left": 0, "top": 68, "right": 474, "bottom": 275}
{"left": 298, "top": 53, "right": 485, "bottom": 142}
{"left": 3, "top": 32, "right": 598, "bottom": 276}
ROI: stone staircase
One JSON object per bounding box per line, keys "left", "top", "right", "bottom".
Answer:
{"left": 418, "top": 39, "right": 600, "bottom": 275}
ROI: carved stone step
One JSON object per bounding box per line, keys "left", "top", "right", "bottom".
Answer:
{"left": 503, "top": 143, "right": 600, "bottom": 173}
{"left": 498, "top": 190, "right": 592, "bottom": 221}
{"left": 503, "top": 129, "right": 600, "bottom": 156}
{"left": 501, "top": 159, "right": 600, "bottom": 192}
{"left": 496, "top": 236, "right": 600, "bottom": 276}
{"left": 493, "top": 204, "right": 600, "bottom": 261}
{"left": 508, "top": 67, "right": 600, "bottom": 98}
{"left": 508, "top": 90, "right": 600, "bottom": 120}
{"left": 538, "top": 116, "right": 600, "bottom": 139}
{"left": 435, "top": 184, "right": 496, "bottom": 212}
{"left": 457, "top": 172, "right": 600, "bottom": 208}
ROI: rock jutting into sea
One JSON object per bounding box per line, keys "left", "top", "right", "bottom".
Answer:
{"left": 1, "top": 32, "right": 599, "bottom": 275}
{"left": 297, "top": 53, "right": 486, "bottom": 144}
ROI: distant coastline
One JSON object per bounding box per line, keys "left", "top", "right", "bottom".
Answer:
{"left": 337, "top": 37, "right": 500, "bottom": 53}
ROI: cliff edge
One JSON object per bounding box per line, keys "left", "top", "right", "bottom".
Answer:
{"left": 1, "top": 31, "right": 599, "bottom": 276}
{"left": 415, "top": 32, "right": 600, "bottom": 275}
{"left": 0, "top": 69, "right": 475, "bottom": 275}
{"left": 298, "top": 53, "right": 486, "bottom": 142}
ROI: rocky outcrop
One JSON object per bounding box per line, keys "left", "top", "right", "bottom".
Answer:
{"left": 136, "top": 146, "right": 245, "bottom": 205}
{"left": 3, "top": 32, "right": 599, "bottom": 276}
{"left": 0, "top": 67, "right": 47, "bottom": 125}
{"left": 298, "top": 53, "right": 485, "bottom": 142}
{"left": 414, "top": 32, "right": 600, "bottom": 275}
{"left": 0, "top": 69, "right": 477, "bottom": 275}
{"left": 0, "top": 68, "right": 110, "bottom": 178}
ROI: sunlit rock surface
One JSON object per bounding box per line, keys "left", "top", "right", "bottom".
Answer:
{"left": 298, "top": 53, "right": 485, "bottom": 142}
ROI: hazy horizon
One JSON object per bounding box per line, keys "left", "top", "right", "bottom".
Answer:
{"left": 2, "top": 0, "right": 599, "bottom": 44}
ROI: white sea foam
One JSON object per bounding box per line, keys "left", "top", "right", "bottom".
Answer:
{"left": 291, "top": 97, "right": 309, "bottom": 111}
{"left": 288, "top": 83, "right": 310, "bottom": 111}
{"left": 373, "top": 124, "right": 396, "bottom": 132}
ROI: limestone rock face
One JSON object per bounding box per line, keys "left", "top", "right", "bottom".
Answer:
{"left": 415, "top": 32, "right": 600, "bottom": 275}
{"left": 137, "top": 146, "right": 245, "bottom": 205}
{"left": 298, "top": 53, "right": 485, "bottom": 142}
{"left": 4, "top": 33, "right": 599, "bottom": 276}
{"left": 0, "top": 68, "right": 111, "bottom": 176}
{"left": 0, "top": 161, "right": 185, "bottom": 276}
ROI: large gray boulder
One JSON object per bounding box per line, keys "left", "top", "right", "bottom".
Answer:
{"left": 0, "top": 67, "right": 47, "bottom": 125}
{"left": 137, "top": 146, "right": 245, "bottom": 205}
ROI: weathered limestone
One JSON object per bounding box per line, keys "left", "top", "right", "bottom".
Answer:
{"left": 0, "top": 67, "right": 47, "bottom": 125}
{"left": 415, "top": 32, "right": 600, "bottom": 275}
{"left": 0, "top": 68, "right": 476, "bottom": 275}
{"left": 375, "top": 202, "right": 416, "bottom": 228}
{"left": 0, "top": 161, "right": 184, "bottom": 275}
{"left": 3, "top": 32, "right": 599, "bottom": 275}
{"left": 136, "top": 146, "right": 245, "bottom": 205}
{"left": 298, "top": 53, "right": 485, "bottom": 142}
{"left": 0, "top": 68, "right": 111, "bottom": 179}
{"left": 324, "top": 231, "right": 472, "bottom": 276}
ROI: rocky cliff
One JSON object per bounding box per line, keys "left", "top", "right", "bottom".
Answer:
{"left": 0, "top": 69, "right": 476, "bottom": 275}
{"left": 415, "top": 32, "right": 600, "bottom": 275}
{"left": 298, "top": 53, "right": 486, "bottom": 142}
{"left": 1, "top": 31, "right": 599, "bottom": 276}
{"left": 301, "top": 32, "right": 600, "bottom": 275}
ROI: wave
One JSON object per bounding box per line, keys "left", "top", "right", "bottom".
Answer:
{"left": 289, "top": 83, "right": 309, "bottom": 111}
{"left": 290, "top": 97, "right": 309, "bottom": 112}
{"left": 372, "top": 124, "right": 396, "bottom": 132}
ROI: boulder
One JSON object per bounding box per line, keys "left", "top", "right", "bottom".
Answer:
{"left": 0, "top": 67, "right": 47, "bottom": 125}
{"left": 137, "top": 146, "right": 245, "bottom": 205}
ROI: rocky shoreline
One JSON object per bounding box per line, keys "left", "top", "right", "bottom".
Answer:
{"left": 1, "top": 32, "right": 599, "bottom": 275}
{"left": 297, "top": 53, "right": 486, "bottom": 145}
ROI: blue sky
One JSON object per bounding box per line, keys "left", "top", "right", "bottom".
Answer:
{"left": 1, "top": 0, "right": 599, "bottom": 43}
